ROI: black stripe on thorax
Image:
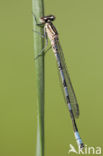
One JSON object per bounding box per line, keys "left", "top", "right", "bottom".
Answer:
{"left": 47, "top": 22, "right": 58, "bottom": 35}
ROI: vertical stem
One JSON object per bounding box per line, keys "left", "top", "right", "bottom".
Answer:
{"left": 32, "top": 0, "right": 44, "bottom": 156}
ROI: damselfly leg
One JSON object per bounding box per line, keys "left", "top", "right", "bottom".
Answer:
{"left": 32, "top": 29, "right": 45, "bottom": 38}
{"left": 32, "top": 14, "right": 52, "bottom": 59}
{"left": 34, "top": 29, "right": 50, "bottom": 60}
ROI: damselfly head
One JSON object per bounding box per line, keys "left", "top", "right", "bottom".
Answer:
{"left": 40, "top": 15, "right": 55, "bottom": 24}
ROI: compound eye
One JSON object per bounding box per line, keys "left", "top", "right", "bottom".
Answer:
{"left": 40, "top": 17, "right": 47, "bottom": 23}
{"left": 40, "top": 16, "right": 48, "bottom": 23}
{"left": 49, "top": 15, "right": 55, "bottom": 21}
{"left": 43, "top": 17, "right": 48, "bottom": 21}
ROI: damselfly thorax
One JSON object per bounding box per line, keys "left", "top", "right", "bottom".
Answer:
{"left": 45, "top": 22, "right": 59, "bottom": 53}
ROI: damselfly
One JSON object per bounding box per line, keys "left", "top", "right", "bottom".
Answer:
{"left": 33, "top": 15, "right": 84, "bottom": 149}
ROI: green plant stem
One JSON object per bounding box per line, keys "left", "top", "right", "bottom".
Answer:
{"left": 32, "top": 0, "right": 44, "bottom": 156}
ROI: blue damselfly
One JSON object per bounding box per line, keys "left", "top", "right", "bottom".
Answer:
{"left": 34, "top": 15, "right": 84, "bottom": 149}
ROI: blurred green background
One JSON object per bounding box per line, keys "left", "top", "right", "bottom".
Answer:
{"left": 0, "top": 0, "right": 103, "bottom": 156}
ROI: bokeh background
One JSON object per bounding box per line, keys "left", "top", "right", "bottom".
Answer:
{"left": 0, "top": 0, "right": 103, "bottom": 156}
